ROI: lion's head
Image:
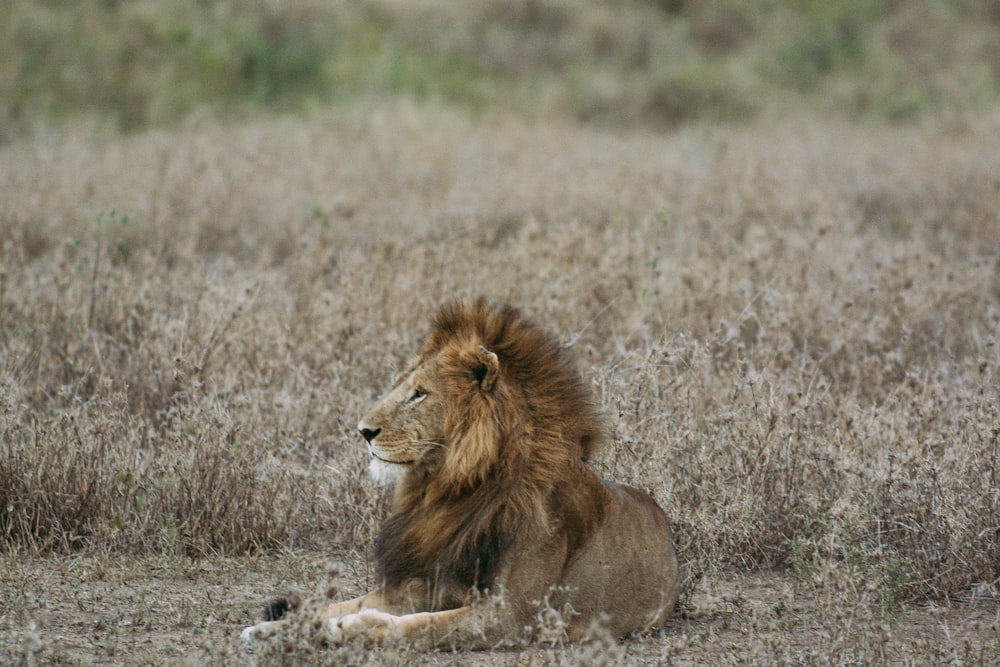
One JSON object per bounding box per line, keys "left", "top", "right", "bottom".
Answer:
{"left": 357, "top": 298, "right": 604, "bottom": 491}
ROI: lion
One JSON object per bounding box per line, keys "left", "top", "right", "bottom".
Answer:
{"left": 241, "top": 298, "right": 679, "bottom": 650}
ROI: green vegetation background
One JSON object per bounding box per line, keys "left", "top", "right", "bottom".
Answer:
{"left": 3, "top": 0, "right": 999, "bottom": 138}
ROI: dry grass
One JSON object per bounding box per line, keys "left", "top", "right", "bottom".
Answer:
{"left": 2, "top": 104, "right": 999, "bottom": 663}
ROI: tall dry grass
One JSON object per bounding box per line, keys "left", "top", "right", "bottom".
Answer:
{"left": 2, "top": 105, "right": 998, "bottom": 642}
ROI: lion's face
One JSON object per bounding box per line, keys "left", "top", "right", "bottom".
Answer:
{"left": 357, "top": 356, "right": 446, "bottom": 486}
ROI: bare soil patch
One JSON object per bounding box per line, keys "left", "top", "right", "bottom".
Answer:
{"left": 4, "top": 554, "right": 998, "bottom": 665}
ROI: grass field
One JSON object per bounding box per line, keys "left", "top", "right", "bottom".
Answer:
{"left": 3, "top": 104, "right": 998, "bottom": 664}
{"left": 2, "top": 2, "right": 1000, "bottom": 665}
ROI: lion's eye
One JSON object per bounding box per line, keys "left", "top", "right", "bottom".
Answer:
{"left": 408, "top": 388, "right": 426, "bottom": 403}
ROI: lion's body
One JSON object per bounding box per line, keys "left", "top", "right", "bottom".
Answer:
{"left": 242, "top": 299, "right": 678, "bottom": 649}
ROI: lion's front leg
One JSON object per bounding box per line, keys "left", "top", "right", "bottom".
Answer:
{"left": 241, "top": 593, "right": 380, "bottom": 651}
{"left": 312, "top": 592, "right": 382, "bottom": 624}
{"left": 326, "top": 604, "right": 511, "bottom": 650}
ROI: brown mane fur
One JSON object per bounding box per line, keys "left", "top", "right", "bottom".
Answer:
{"left": 375, "top": 298, "right": 607, "bottom": 604}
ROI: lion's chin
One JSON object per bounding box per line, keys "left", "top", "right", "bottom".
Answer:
{"left": 368, "top": 457, "right": 409, "bottom": 487}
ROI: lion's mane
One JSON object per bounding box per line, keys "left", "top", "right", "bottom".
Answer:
{"left": 375, "top": 298, "right": 608, "bottom": 600}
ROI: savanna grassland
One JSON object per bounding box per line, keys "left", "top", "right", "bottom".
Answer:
{"left": 2, "top": 2, "right": 1000, "bottom": 665}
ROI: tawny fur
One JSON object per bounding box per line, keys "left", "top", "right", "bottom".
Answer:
{"left": 242, "top": 299, "right": 679, "bottom": 650}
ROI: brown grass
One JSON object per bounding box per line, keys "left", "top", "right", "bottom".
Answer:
{"left": 1, "top": 104, "right": 999, "bottom": 663}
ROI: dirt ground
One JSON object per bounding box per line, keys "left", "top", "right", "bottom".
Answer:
{"left": 4, "top": 550, "right": 997, "bottom": 665}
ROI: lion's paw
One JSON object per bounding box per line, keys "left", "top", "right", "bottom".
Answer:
{"left": 325, "top": 609, "right": 398, "bottom": 643}
{"left": 240, "top": 619, "right": 283, "bottom": 652}
{"left": 240, "top": 624, "right": 262, "bottom": 652}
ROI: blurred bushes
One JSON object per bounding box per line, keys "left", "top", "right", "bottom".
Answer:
{"left": 0, "top": 0, "right": 342, "bottom": 133}
{"left": 1, "top": 0, "right": 998, "bottom": 139}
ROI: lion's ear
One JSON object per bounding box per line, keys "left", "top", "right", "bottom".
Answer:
{"left": 473, "top": 346, "right": 499, "bottom": 393}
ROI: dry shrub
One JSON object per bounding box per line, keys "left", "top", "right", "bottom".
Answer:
{"left": 0, "top": 212, "right": 381, "bottom": 557}
{"left": 600, "top": 321, "right": 999, "bottom": 599}
{"left": 0, "top": 363, "right": 325, "bottom": 556}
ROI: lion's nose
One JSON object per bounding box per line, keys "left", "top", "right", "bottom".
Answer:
{"left": 360, "top": 427, "right": 381, "bottom": 443}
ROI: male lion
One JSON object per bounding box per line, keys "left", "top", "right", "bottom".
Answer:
{"left": 242, "top": 299, "right": 678, "bottom": 649}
